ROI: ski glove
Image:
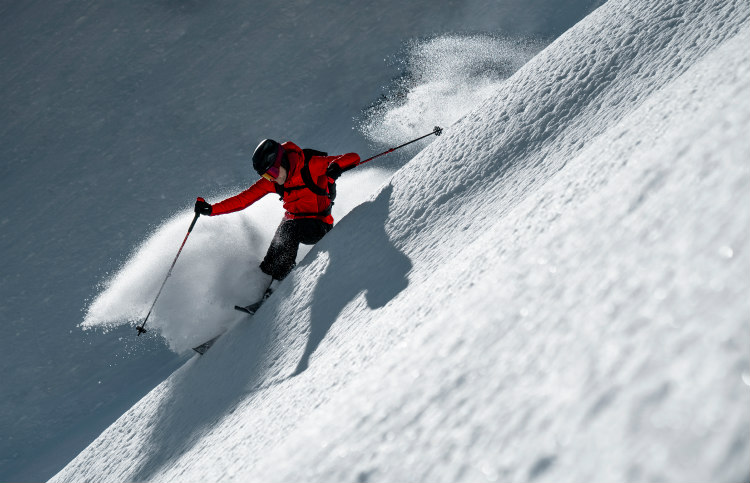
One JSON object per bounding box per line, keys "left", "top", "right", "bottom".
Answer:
{"left": 195, "top": 198, "right": 212, "bottom": 216}
{"left": 326, "top": 162, "right": 343, "bottom": 180}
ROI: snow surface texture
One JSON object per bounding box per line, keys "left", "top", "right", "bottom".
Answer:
{"left": 52, "top": 0, "right": 749, "bottom": 482}
{"left": 6, "top": 0, "right": 608, "bottom": 476}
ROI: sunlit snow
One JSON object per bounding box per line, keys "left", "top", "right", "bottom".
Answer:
{"left": 50, "top": 0, "right": 749, "bottom": 482}
{"left": 2, "top": 0, "right": 748, "bottom": 481}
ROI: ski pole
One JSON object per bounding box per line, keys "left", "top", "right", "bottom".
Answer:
{"left": 346, "top": 126, "right": 443, "bottom": 171}
{"left": 136, "top": 198, "right": 203, "bottom": 336}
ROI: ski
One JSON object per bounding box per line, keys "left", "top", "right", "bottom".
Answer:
{"left": 233, "top": 285, "right": 273, "bottom": 316}
{"left": 234, "top": 305, "right": 257, "bottom": 315}
{"left": 192, "top": 334, "right": 222, "bottom": 355}
{"left": 193, "top": 286, "right": 274, "bottom": 355}
{"left": 192, "top": 306, "right": 257, "bottom": 355}
{"left": 192, "top": 302, "right": 264, "bottom": 355}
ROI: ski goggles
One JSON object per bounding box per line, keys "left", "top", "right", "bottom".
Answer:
{"left": 261, "top": 145, "right": 285, "bottom": 181}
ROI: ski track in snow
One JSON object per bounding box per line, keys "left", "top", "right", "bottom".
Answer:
{"left": 52, "top": 0, "right": 750, "bottom": 481}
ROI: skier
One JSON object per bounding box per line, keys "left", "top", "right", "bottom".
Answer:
{"left": 194, "top": 139, "right": 360, "bottom": 313}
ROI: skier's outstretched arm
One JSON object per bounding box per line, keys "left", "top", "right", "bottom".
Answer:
{"left": 197, "top": 178, "right": 276, "bottom": 216}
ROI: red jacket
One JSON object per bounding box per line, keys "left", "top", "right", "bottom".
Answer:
{"left": 210, "top": 141, "right": 360, "bottom": 224}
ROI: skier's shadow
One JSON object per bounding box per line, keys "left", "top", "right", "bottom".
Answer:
{"left": 126, "top": 184, "right": 410, "bottom": 482}
{"left": 291, "top": 183, "right": 411, "bottom": 376}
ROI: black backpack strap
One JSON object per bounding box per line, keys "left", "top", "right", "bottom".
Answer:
{"left": 290, "top": 205, "right": 332, "bottom": 218}
{"left": 303, "top": 148, "right": 328, "bottom": 159}
{"left": 300, "top": 160, "right": 329, "bottom": 197}
{"left": 301, "top": 148, "right": 332, "bottom": 198}
{"left": 305, "top": 148, "right": 338, "bottom": 202}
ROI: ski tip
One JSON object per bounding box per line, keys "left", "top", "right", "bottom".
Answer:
{"left": 192, "top": 335, "right": 221, "bottom": 355}
{"left": 234, "top": 305, "right": 255, "bottom": 315}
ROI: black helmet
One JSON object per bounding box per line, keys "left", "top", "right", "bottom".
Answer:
{"left": 252, "top": 139, "right": 283, "bottom": 176}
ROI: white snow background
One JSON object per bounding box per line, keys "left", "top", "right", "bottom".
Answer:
{"left": 3, "top": 0, "right": 749, "bottom": 481}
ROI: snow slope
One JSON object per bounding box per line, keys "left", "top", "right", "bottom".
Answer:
{"left": 3, "top": 0, "right": 605, "bottom": 479}
{"left": 51, "top": 0, "right": 749, "bottom": 481}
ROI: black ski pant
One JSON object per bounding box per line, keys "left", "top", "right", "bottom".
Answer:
{"left": 260, "top": 218, "right": 332, "bottom": 281}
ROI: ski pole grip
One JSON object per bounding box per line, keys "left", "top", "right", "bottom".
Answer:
{"left": 188, "top": 198, "right": 203, "bottom": 232}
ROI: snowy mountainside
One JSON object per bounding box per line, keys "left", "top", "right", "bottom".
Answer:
{"left": 5, "top": 0, "right": 599, "bottom": 477}
{"left": 51, "top": 0, "right": 749, "bottom": 482}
